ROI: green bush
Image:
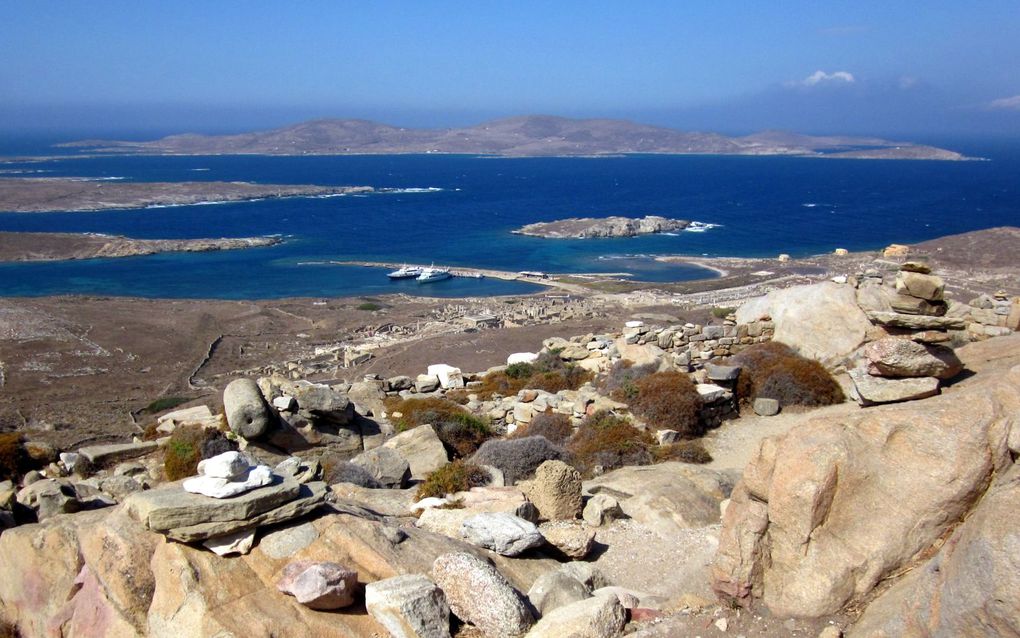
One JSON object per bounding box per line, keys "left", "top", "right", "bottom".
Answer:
{"left": 475, "top": 356, "right": 592, "bottom": 399}
{"left": 566, "top": 411, "right": 655, "bottom": 476}
{"left": 505, "top": 362, "right": 535, "bottom": 379}
{"left": 163, "top": 424, "right": 236, "bottom": 481}
{"left": 712, "top": 307, "right": 735, "bottom": 319}
{"left": 416, "top": 460, "right": 491, "bottom": 500}
{"left": 387, "top": 397, "right": 493, "bottom": 458}
{"left": 628, "top": 371, "right": 704, "bottom": 437}
{"left": 730, "top": 342, "right": 845, "bottom": 407}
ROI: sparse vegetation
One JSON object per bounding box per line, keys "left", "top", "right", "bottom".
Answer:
{"left": 628, "top": 371, "right": 704, "bottom": 437}
{"left": 475, "top": 352, "right": 592, "bottom": 400}
{"left": 140, "top": 396, "right": 191, "bottom": 414}
{"left": 163, "top": 424, "right": 237, "bottom": 481}
{"left": 730, "top": 342, "right": 845, "bottom": 407}
{"left": 653, "top": 439, "right": 713, "bottom": 464}
{"left": 0, "top": 432, "right": 28, "bottom": 482}
{"left": 512, "top": 410, "right": 573, "bottom": 444}
{"left": 602, "top": 359, "right": 659, "bottom": 402}
{"left": 471, "top": 435, "right": 566, "bottom": 484}
{"left": 416, "top": 460, "right": 491, "bottom": 499}
{"left": 566, "top": 410, "right": 655, "bottom": 476}
{"left": 712, "top": 306, "right": 736, "bottom": 319}
{"left": 386, "top": 397, "right": 493, "bottom": 458}
{"left": 357, "top": 302, "right": 382, "bottom": 311}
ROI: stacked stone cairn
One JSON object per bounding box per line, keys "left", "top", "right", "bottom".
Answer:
{"left": 850, "top": 262, "right": 966, "bottom": 405}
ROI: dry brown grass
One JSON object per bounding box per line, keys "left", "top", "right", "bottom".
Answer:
{"left": 386, "top": 397, "right": 493, "bottom": 458}
{"left": 416, "top": 460, "right": 491, "bottom": 499}
{"left": 0, "top": 433, "right": 28, "bottom": 482}
{"left": 512, "top": 411, "right": 573, "bottom": 444}
{"left": 163, "top": 424, "right": 235, "bottom": 481}
{"left": 730, "top": 342, "right": 845, "bottom": 407}
{"left": 566, "top": 411, "right": 655, "bottom": 476}
{"left": 653, "top": 439, "right": 713, "bottom": 464}
{"left": 628, "top": 371, "right": 704, "bottom": 437}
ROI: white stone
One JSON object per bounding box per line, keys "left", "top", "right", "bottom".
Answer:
{"left": 59, "top": 452, "right": 80, "bottom": 473}
{"left": 831, "top": 275, "right": 848, "bottom": 284}
{"left": 202, "top": 528, "right": 256, "bottom": 556}
{"left": 272, "top": 395, "right": 296, "bottom": 411}
{"left": 461, "top": 512, "right": 544, "bottom": 556}
{"left": 183, "top": 464, "right": 274, "bottom": 498}
{"left": 426, "top": 364, "right": 465, "bottom": 390}
{"left": 696, "top": 383, "right": 730, "bottom": 403}
{"left": 625, "top": 320, "right": 645, "bottom": 328}
{"left": 412, "top": 497, "right": 450, "bottom": 512}
{"left": 507, "top": 352, "right": 540, "bottom": 365}
{"left": 197, "top": 451, "right": 251, "bottom": 480}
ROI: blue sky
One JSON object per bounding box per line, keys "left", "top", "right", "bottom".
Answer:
{"left": 2, "top": 1, "right": 1019, "bottom": 138}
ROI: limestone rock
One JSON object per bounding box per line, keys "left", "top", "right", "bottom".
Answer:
{"left": 849, "top": 369, "right": 940, "bottom": 406}
{"left": 528, "top": 570, "right": 592, "bottom": 616}
{"left": 202, "top": 528, "right": 256, "bottom": 556}
{"left": 896, "top": 270, "right": 944, "bottom": 301}
{"left": 860, "top": 337, "right": 963, "bottom": 379}
{"left": 736, "top": 282, "right": 873, "bottom": 368}
{"left": 525, "top": 594, "right": 626, "bottom": 638}
{"left": 753, "top": 397, "right": 780, "bottom": 417}
{"left": 196, "top": 450, "right": 250, "bottom": 479}
{"left": 539, "top": 522, "right": 595, "bottom": 558}
{"left": 866, "top": 311, "right": 967, "bottom": 331}
{"left": 521, "top": 460, "right": 583, "bottom": 521}
{"left": 16, "top": 478, "right": 81, "bottom": 521}
{"left": 427, "top": 364, "right": 465, "bottom": 390}
{"left": 432, "top": 552, "right": 534, "bottom": 637}
{"left": 889, "top": 293, "right": 947, "bottom": 316}
{"left": 352, "top": 446, "right": 412, "bottom": 488}
{"left": 416, "top": 374, "right": 441, "bottom": 393}
{"left": 277, "top": 560, "right": 358, "bottom": 610}
{"left": 224, "top": 378, "right": 273, "bottom": 439}
{"left": 387, "top": 375, "right": 415, "bottom": 392}
{"left": 259, "top": 521, "right": 320, "bottom": 559}
{"left": 260, "top": 376, "right": 354, "bottom": 425}
{"left": 348, "top": 379, "right": 388, "bottom": 417}
{"left": 507, "top": 352, "right": 539, "bottom": 365}
{"left": 78, "top": 441, "right": 158, "bottom": 466}
{"left": 461, "top": 512, "right": 544, "bottom": 556}
{"left": 382, "top": 425, "right": 448, "bottom": 480}
{"left": 582, "top": 493, "right": 624, "bottom": 526}
{"left": 712, "top": 365, "right": 1020, "bottom": 617}
{"left": 365, "top": 574, "right": 452, "bottom": 638}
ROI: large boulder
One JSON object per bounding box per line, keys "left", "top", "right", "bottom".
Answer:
{"left": 712, "top": 365, "right": 1020, "bottom": 618}
{"left": 860, "top": 337, "right": 963, "bottom": 379}
{"left": 524, "top": 595, "right": 627, "bottom": 638}
{"left": 461, "top": 512, "right": 544, "bottom": 556}
{"left": 431, "top": 552, "right": 534, "bottom": 637}
{"left": 365, "top": 574, "right": 452, "bottom": 638}
{"left": 520, "top": 460, "right": 583, "bottom": 521}
{"left": 736, "top": 282, "right": 873, "bottom": 368}
{"left": 352, "top": 446, "right": 412, "bottom": 488}
{"left": 382, "top": 425, "right": 448, "bottom": 480}
{"left": 849, "top": 369, "right": 940, "bottom": 406}
{"left": 849, "top": 464, "right": 1020, "bottom": 637}
{"left": 528, "top": 569, "right": 592, "bottom": 616}
{"left": 224, "top": 378, "right": 273, "bottom": 439}
{"left": 276, "top": 560, "right": 358, "bottom": 610}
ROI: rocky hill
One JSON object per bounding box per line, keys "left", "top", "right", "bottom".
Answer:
{"left": 61, "top": 115, "right": 968, "bottom": 160}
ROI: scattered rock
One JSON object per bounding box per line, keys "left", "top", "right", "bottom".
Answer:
{"left": 16, "top": 479, "right": 81, "bottom": 521}
{"left": 431, "top": 552, "right": 534, "bottom": 637}
{"left": 196, "top": 450, "right": 250, "bottom": 479}
{"left": 861, "top": 337, "right": 963, "bottom": 379}
{"left": 539, "top": 522, "right": 595, "bottom": 558}
{"left": 896, "top": 270, "right": 944, "bottom": 301}
{"left": 365, "top": 574, "right": 452, "bottom": 638}
{"left": 752, "top": 397, "right": 780, "bottom": 417}
{"left": 415, "top": 374, "right": 441, "bottom": 393}
{"left": 521, "top": 460, "right": 583, "bottom": 521}
{"left": 427, "top": 364, "right": 465, "bottom": 390}
{"left": 528, "top": 569, "right": 592, "bottom": 616}
{"left": 77, "top": 441, "right": 158, "bottom": 467}
{"left": 849, "top": 369, "right": 940, "bottom": 406}
{"left": 224, "top": 378, "right": 274, "bottom": 439}
{"left": 524, "top": 594, "right": 626, "bottom": 638}
{"left": 352, "top": 446, "right": 412, "bottom": 489}
{"left": 582, "top": 494, "right": 624, "bottom": 527}
{"left": 866, "top": 311, "right": 967, "bottom": 331}
{"left": 183, "top": 463, "right": 275, "bottom": 499}
{"left": 202, "top": 527, "right": 256, "bottom": 556}
{"left": 277, "top": 560, "right": 358, "bottom": 610}
{"left": 461, "top": 512, "right": 544, "bottom": 556}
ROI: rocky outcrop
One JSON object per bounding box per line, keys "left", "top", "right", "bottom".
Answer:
{"left": 431, "top": 552, "right": 534, "bottom": 637}
{"left": 712, "top": 364, "right": 1020, "bottom": 618}
{"left": 736, "top": 281, "right": 874, "bottom": 368}
{"left": 512, "top": 216, "right": 695, "bottom": 239}
{"left": 520, "top": 460, "right": 583, "bottom": 521}
{"left": 365, "top": 574, "right": 452, "bottom": 638}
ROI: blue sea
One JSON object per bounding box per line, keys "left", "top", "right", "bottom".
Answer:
{"left": 0, "top": 142, "right": 1017, "bottom": 299}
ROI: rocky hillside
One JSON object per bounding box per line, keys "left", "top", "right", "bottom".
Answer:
{"left": 62, "top": 115, "right": 968, "bottom": 160}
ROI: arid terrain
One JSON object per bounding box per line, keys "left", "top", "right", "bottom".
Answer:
{"left": 0, "top": 232, "right": 281, "bottom": 262}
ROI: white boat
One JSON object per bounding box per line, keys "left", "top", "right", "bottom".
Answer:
{"left": 387, "top": 265, "right": 424, "bottom": 279}
{"left": 417, "top": 266, "right": 452, "bottom": 283}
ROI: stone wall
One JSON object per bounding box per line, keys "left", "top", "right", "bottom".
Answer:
{"left": 620, "top": 320, "right": 775, "bottom": 369}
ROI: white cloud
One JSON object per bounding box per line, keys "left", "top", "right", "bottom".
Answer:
{"left": 988, "top": 95, "right": 1020, "bottom": 110}
{"left": 802, "top": 70, "right": 856, "bottom": 86}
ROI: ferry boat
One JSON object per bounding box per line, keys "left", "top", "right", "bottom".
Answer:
{"left": 387, "top": 265, "right": 424, "bottom": 279}
{"left": 417, "top": 266, "right": 452, "bottom": 283}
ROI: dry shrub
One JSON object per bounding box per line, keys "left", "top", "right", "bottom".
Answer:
{"left": 475, "top": 370, "right": 529, "bottom": 400}
{"left": 416, "top": 460, "right": 491, "bottom": 500}
{"left": 164, "top": 424, "right": 237, "bottom": 481}
{"left": 566, "top": 411, "right": 655, "bottom": 476}
{"left": 0, "top": 619, "right": 19, "bottom": 638}
{"left": 602, "top": 360, "right": 659, "bottom": 402}
{"left": 476, "top": 355, "right": 591, "bottom": 399}
{"left": 730, "top": 342, "right": 844, "bottom": 407}
{"left": 653, "top": 439, "right": 713, "bottom": 464}
{"left": 387, "top": 397, "right": 493, "bottom": 458}
{"left": 471, "top": 436, "right": 566, "bottom": 484}
{"left": 628, "top": 371, "right": 704, "bottom": 437}
{"left": 513, "top": 410, "right": 573, "bottom": 444}
{"left": 0, "top": 433, "right": 29, "bottom": 482}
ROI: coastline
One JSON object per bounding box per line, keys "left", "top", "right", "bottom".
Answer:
{"left": 0, "top": 232, "right": 283, "bottom": 262}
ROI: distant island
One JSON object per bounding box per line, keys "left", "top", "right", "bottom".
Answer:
{"left": 513, "top": 215, "right": 709, "bottom": 239}
{"left": 0, "top": 232, "right": 282, "bottom": 262}
{"left": 0, "top": 178, "right": 373, "bottom": 213}
{"left": 59, "top": 115, "right": 968, "bottom": 160}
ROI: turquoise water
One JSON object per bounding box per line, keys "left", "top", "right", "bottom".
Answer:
{"left": 0, "top": 147, "right": 1017, "bottom": 299}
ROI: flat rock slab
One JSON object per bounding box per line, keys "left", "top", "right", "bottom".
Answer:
{"left": 125, "top": 473, "right": 302, "bottom": 532}
{"left": 850, "top": 369, "right": 940, "bottom": 406}
{"left": 78, "top": 441, "right": 158, "bottom": 466}
{"left": 866, "top": 311, "right": 967, "bottom": 331}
